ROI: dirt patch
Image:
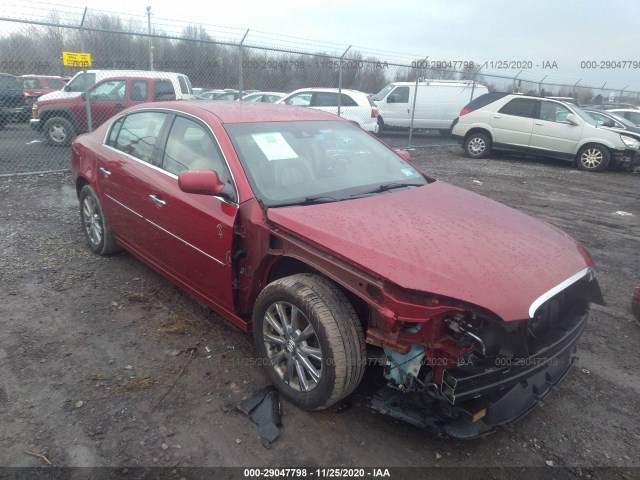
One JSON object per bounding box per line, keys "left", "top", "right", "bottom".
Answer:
{"left": 0, "top": 151, "right": 638, "bottom": 474}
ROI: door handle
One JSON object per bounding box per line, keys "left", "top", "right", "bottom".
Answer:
{"left": 114, "top": 103, "right": 125, "bottom": 110}
{"left": 534, "top": 122, "right": 544, "bottom": 126}
{"left": 148, "top": 194, "right": 166, "bottom": 207}
{"left": 493, "top": 115, "right": 502, "bottom": 119}
{"left": 99, "top": 167, "right": 111, "bottom": 176}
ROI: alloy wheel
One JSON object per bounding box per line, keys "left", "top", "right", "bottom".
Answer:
{"left": 82, "top": 195, "right": 103, "bottom": 247}
{"left": 262, "top": 301, "right": 323, "bottom": 392}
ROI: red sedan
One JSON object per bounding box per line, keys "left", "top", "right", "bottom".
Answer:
{"left": 71, "top": 101, "right": 604, "bottom": 438}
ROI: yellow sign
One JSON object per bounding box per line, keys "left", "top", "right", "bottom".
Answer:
{"left": 62, "top": 52, "right": 92, "bottom": 68}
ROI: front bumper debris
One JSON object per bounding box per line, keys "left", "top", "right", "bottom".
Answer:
{"left": 371, "top": 303, "right": 589, "bottom": 439}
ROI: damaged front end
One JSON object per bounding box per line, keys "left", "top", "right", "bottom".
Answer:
{"left": 368, "top": 270, "right": 603, "bottom": 439}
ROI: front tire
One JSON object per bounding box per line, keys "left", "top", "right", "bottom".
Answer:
{"left": 44, "top": 116, "right": 75, "bottom": 146}
{"left": 576, "top": 144, "right": 610, "bottom": 172}
{"left": 79, "top": 185, "right": 121, "bottom": 255}
{"left": 252, "top": 274, "right": 366, "bottom": 410}
{"left": 464, "top": 132, "right": 491, "bottom": 158}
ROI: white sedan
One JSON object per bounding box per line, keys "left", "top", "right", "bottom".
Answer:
{"left": 277, "top": 88, "right": 379, "bottom": 133}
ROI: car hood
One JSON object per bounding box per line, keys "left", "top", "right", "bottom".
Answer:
{"left": 266, "top": 182, "right": 593, "bottom": 321}
{"left": 37, "top": 90, "right": 81, "bottom": 102}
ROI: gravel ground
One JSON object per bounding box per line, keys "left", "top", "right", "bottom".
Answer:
{"left": 0, "top": 146, "right": 639, "bottom": 478}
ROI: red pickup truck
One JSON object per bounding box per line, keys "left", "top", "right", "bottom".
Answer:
{"left": 31, "top": 76, "right": 177, "bottom": 146}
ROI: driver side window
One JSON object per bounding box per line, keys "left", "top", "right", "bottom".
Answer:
{"left": 88, "top": 80, "right": 126, "bottom": 101}
{"left": 162, "top": 116, "right": 233, "bottom": 190}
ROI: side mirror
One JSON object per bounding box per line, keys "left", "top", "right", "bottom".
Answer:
{"left": 603, "top": 120, "right": 615, "bottom": 128}
{"left": 395, "top": 149, "right": 411, "bottom": 162}
{"left": 566, "top": 113, "right": 580, "bottom": 126}
{"left": 178, "top": 170, "right": 225, "bottom": 196}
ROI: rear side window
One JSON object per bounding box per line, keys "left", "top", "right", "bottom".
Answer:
{"left": 311, "top": 92, "right": 358, "bottom": 107}
{"left": 106, "top": 117, "right": 124, "bottom": 147}
{"left": 114, "top": 112, "right": 167, "bottom": 164}
{"left": 499, "top": 98, "right": 538, "bottom": 118}
{"left": 463, "top": 92, "right": 509, "bottom": 111}
{"left": 154, "top": 80, "right": 175, "bottom": 100}
{"left": 131, "top": 80, "right": 148, "bottom": 101}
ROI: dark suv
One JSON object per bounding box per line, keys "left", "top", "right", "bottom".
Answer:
{"left": 0, "top": 73, "right": 27, "bottom": 129}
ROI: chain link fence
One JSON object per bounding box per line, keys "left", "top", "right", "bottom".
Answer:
{"left": 1, "top": 5, "right": 640, "bottom": 175}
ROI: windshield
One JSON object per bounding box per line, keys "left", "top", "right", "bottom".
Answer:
{"left": 65, "top": 73, "right": 96, "bottom": 93}
{"left": 224, "top": 120, "right": 428, "bottom": 207}
{"left": 570, "top": 105, "right": 597, "bottom": 126}
{"left": 606, "top": 112, "right": 638, "bottom": 128}
{"left": 373, "top": 84, "right": 395, "bottom": 101}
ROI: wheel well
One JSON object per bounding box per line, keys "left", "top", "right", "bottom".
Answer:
{"left": 75, "top": 176, "right": 89, "bottom": 198}
{"left": 464, "top": 127, "right": 492, "bottom": 143}
{"left": 40, "top": 110, "right": 78, "bottom": 130}
{"left": 268, "top": 256, "right": 371, "bottom": 329}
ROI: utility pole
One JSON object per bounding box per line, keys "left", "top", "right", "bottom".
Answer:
{"left": 146, "top": 6, "right": 154, "bottom": 71}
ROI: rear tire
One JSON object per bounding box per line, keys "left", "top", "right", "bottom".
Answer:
{"left": 464, "top": 132, "right": 492, "bottom": 158}
{"left": 576, "top": 144, "right": 610, "bottom": 172}
{"left": 252, "top": 274, "right": 366, "bottom": 410}
{"left": 79, "top": 185, "right": 121, "bottom": 255}
{"left": 377, "top": 116, "right": 385, "bottom": 133}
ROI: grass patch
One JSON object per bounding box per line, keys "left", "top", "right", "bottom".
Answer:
{"left": 114, "top": 376, "right": 153, "bottom": 394}
{"left": 158, "top": 315, "right": 191, "bottom": 335}
{"left": 126, "top": 291, "right": 150, "bottom": 303}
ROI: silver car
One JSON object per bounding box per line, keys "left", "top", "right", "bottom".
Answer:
{"left": 452, "top": 94, "right": 640, "bottom": 172}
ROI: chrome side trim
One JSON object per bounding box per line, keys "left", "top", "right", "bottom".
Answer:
{"left": 106, "top": 194, "right": 226, "bottom": 267}
{"left": 528, "top": 267, "right": 593, "bottom": 318}
{"left": 106, "top": 194, "right": 143, "bottom": 218}
{"left": 145, "top": 218, "right": 226, "bottom": 266}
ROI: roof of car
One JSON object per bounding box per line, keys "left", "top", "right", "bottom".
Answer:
{"left": 130, "top": 100, "right": 347, "bottom": 124}
{"left": 287, "top": 88, "right": 364, "bottom": 94}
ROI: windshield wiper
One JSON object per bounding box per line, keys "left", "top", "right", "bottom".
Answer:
{"left": 350, "top": 182, "right": 424, "bottom": 198}
{"left": 270, "top": 195, "right": 343, "bottom": 208}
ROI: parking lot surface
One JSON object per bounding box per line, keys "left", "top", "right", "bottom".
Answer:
{"left": 0, "top": 147, "right": 638, "bottom": 476}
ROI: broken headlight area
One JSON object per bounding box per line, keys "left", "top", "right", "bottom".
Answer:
{"left": 370, "top": 278, "right": 598, "bottom": 439}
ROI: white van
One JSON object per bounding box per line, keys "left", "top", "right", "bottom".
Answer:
{"left": 373, "top": 80, "right": 489, "bottom": 133}
{"left": 37, "top": 70, "right": 195, "bottom": 102}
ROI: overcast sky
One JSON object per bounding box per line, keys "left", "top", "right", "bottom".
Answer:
{"left": 3, "top": 0, "right": 640, "bottom": 91}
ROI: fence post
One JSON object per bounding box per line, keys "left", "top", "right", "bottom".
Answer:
{"left": 408, "top": 76, "right": 419, "bottom": 148}
{"left": 573, "top": 79, "right": 581, "bottom": 100}
{"left": 620, "top": 85, "right": 629, "bottom": 105}
{"left": 238, "top": 29, "right": 249, "bottom": 97}
{"left": 337, "top": 45, "right": 350, "bottom": 117}
{"left": 512, "top": 70, "right": 523, "bottom": 93}
{"left": 536, "top": 76, "right": 548, "bottom": 97}
{"left": 470, "top": 64, "right": 484, "bottom": 100}
{"left": 79, "top": 7, "right": 92, "bottom": 133}
{"left": 146, "top": 6, "right": 154, "bottom": 71}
